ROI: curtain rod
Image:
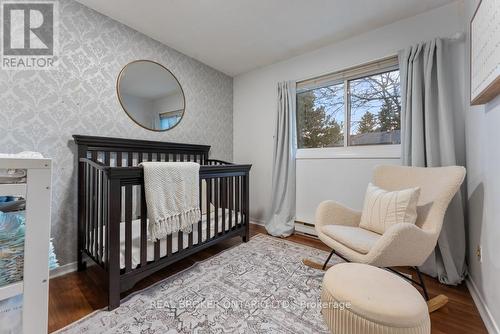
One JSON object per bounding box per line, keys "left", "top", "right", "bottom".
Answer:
{"left": 293, "top": 31, "right": 465, "bottom": 85}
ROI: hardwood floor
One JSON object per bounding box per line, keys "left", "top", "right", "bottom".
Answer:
{"left": 48, "top": 224, "right": 487, "bottom": 333}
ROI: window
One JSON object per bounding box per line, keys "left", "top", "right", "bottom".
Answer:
{"left": 296, "top": 57, "right": 400, "bottom": 149}
{"left": 159, "top": 110, "right": 183, "bottom": 129}
{"left": 160, "top": 115, "right": 181, "bottom": 129}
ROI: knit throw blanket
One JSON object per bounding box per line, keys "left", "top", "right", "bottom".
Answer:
{"left": 139, "top": 162, "right": 201, "bottom": 240}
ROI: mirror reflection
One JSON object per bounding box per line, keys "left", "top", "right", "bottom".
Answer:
{"left": 117, "top": 60, "right": 185, "bottom": 131}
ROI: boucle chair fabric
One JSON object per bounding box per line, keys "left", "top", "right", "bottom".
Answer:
{"left": 315, "top": 165, "right": 466, "bottom": 268}
{"left": 321, "top": 263, "right": 430, "bottom": 334}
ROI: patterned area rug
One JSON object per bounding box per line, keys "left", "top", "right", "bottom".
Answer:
{"left": 57, "top": 235, "right": 343, "bottom": 333}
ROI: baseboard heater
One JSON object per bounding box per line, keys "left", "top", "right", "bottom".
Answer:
{"left": 294, "top": 220, "right": 318, "bottom": 238}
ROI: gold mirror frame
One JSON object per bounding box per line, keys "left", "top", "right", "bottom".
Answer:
{"left": 116, "top": 60, "right": 186, "bottom": 132}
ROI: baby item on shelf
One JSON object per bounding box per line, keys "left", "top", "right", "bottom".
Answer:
{"left": 0, "top": 151, "right": 44, "bottom": 184}
{"left": 0, "top": 197, "right": 25, "bottom": 212}
{"left": 0, "top": 211, "right": 58, "bottom": 286}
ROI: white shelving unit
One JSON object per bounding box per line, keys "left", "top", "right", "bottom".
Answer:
{"left": 0, "top": 157, "right": 52, "bottom": 334}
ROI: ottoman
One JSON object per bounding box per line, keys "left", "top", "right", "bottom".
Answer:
{"left": 321, "top": 263, "right": 430, "bottom": 334}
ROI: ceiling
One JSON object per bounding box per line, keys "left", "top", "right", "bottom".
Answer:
{"left": 76, "top": 0, "right": 456, "bottom": 76}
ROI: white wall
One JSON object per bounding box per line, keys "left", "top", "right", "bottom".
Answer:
{"left": 296, "top": 148, "right": 401, "bottom": 224}
{"left": 464, "top": 0, "right": 500, "bottom": 332}
{"left": 233, "top": 1, "right": 464, "bottom": 223}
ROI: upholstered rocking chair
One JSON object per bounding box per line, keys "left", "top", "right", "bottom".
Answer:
{"left": 304, "top": 165, "right": 466, "bottom": 312}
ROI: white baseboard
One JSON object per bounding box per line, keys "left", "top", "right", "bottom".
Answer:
{"left": 466, "top": 277, "right": 500, "bottom": 334}
{"left": 49, "top": 261, "right": 77, "bottom": 279}
{"left": 250, "top": 218, "right": 265, "bottom": 225}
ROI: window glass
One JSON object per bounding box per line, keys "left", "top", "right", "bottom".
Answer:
{"left": 349, "top": 70, "right": 401, "bottom": 146}
{"left": 296, "top": 58, "right": 401, "bottom": 149}
{"left": 296, "top": 83, "right": 345, "bottom": 148}
{"left": 160, "top": 115, "right": 181, "bottom": 129}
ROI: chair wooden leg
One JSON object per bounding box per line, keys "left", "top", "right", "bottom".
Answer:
{"left": 303, "top": 249, "right": 346, "bottom": 271}
{"left": 387, "top": 267, "right": 448, "bottom": 312}
{"left": 405, "top": 267, "right": 449, "bottom": 312}
{"left": 302, "top": 249, "right": 336, "bottom": 271}
{"left": 427, "top": 294, "right": 449, "bottom": 313}
{"left": 302, "top": 258, "right": 332, "bottom": 270}
{"left": 414, "top": 267, "right": 449, "bottom": 313}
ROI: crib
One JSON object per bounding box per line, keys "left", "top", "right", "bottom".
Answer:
{"left": 74, "top": 135, "right": 251, "bottom": 310}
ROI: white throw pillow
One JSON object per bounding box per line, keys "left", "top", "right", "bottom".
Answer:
{"left": 359, "top": 183, "right": 420, "bottom": 235}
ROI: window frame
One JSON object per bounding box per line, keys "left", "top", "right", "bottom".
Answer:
{"left": 296, "top": 56, "right": 400, "bottom": 151}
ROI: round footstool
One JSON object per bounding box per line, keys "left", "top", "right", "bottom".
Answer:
{"left": 321, "top": 263, "right": 430, "bottom": 334}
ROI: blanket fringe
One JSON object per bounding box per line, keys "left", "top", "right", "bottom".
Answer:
{"left": 149, "top": 208, "right": 201, "bottom": 241}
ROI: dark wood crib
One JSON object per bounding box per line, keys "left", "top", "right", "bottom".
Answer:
{"left": 73, "top": 135, "right": 251, "bottom": 310}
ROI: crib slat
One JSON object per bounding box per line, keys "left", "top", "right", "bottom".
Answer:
{"left": 199, "top": 179, "right": 202, "bottom": 245}
{"left": 85, "top": 163, "right": 90, "bottom": 252}
{"left": 93, "top": 166, "right": 98, "bottom": 258}
{"left": 99, "top": 171, "right": 105, "bottom": 265}
{"left": 93, "top": 168, "right": 98, "bottom": 259}
{"left": 104, "top": 151, "right": 110, "bottom": 166}
{"left": 89, "top": 166, "right": 94, "bottom": 257}
{"left": 235, "top": 176, "right": 240, "bottom": 226}
{"left": 140, "top": 185, "right": 147, "bottom": 267}
{"left": 221, "top": 177, "right": 226, "bottom": 235}
{"left": 94, "top": 168, "right": 100, "bottom": 258}
{"left": 154, "top": 240, "right": 160, "bottom": 261}
{"left": 244, "top": 174, "right": 250, "bottom": 239}
{"left": 125, "top": 185, "right": 133, "bottom": 272}
{"left": 167, "top": 234, "right": 172, "bottom": 256}
{"left": 188, "top": 230, "right": 193, "bottom": 248}
{"left": 229, "top": 177, "right": 234, "bottom": 230}
{"left": 207, "top": 179, "right": 212, "bottom": 240}
{"left": 116, "top": 152, "right": 122, "bottom": 167}
{"left": 178, "top": 231, "right": 183, "bottom": 252}
{"left": 214, "top": 178, "right": 219, "bottom": 238}
{"left": 198, "top": 220, "right": 202, "bottom": 245}
{"left": 128, "top": 152, "right": 133, "bottom": 166}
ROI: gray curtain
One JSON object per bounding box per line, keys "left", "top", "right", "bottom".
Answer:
{"left": 265, "top": 81, "right": 297, "bottom": 237}
{"left": 399, "top": 38, "right": 467, "bottom": 285}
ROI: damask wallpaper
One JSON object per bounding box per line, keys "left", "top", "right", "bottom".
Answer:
{"left": 0, "top": 0, "right": 233, "bottom": 265}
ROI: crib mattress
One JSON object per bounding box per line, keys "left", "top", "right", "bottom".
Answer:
{"left": 98, "top": 209, "right": 242, "bottom": 269}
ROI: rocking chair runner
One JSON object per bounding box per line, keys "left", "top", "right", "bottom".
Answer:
{"left": 304, "top": 165, "right": 466, "bottom": 313}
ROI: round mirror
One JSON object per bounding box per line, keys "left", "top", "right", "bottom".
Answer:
{"left": 117, "top": 60, "right": 185, "bottom": 131}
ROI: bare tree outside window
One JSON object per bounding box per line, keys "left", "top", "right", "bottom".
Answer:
{"left": 296, "top": 83, "right": 344, "bottom": 148}
{"left": 296, "top": 66, "right": 401, "bottom": 148}
{"left": 349, "top": 70, "right": 401, "bottom": 145}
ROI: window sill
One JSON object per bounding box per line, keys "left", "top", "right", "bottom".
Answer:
{"left": 296, "top": 144, "right": 401, "bottom": 160}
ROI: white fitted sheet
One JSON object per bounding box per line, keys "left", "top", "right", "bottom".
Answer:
{"left": 99, "top": 209, "right": 242, "bottom": 269}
